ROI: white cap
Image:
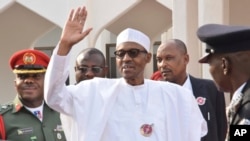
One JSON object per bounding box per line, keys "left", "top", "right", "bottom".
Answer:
{"left": 116, "top": 28, "right": 150, "bottom": 52}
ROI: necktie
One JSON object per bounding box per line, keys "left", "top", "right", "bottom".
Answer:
{"left": 33, "top": 110, "right": 43, "bottom": 121}
{"left": 228, "top": 93, "right": 243, "bottom": 123}
{"left": 225, "top": 92, "right": 243, "bottom": 141}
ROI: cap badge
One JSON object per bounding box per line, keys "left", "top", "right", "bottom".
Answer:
{"left": 23, "top": 52, "right": 36, "bottom": 64}
{"left": 196, "top": 97, "right": 206, "bottom": 105}
{"left": 140, "top": 123, "right": 153, "bottom": 137}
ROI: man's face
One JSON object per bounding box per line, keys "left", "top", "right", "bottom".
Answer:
{"left": 15, "top": 73, "right": 44, "bottom": 104}
{"left": 156, "top": 43, "right": 188, "bottom": 83}
{"left": 115, "top": 42, "right": 151, "bottom": 82}
{"left": 75, "top": 53, "right": 106, "bottom": 83}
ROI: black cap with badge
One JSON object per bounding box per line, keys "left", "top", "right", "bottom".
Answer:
{"left": 197, "top": 24, "right": 250, "bottom": 63}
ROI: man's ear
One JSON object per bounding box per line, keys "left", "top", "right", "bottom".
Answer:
{"left": 221, "top": 57, "right": 230, "bottom": 75}
{"left": 14, "top": 79, "right": 18, "bottom": 90}
{"left": 184, "top": 54, "right": 189, "bottom": 64}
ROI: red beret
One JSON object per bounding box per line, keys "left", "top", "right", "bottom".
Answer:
{"left": 9, "top": 49, "right": 50, "bottom": 74}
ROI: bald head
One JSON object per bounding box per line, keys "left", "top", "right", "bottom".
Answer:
{"left": 158, "top": 39, "right": 187, "bottom": 55}
{"left": 76, "top": 48, "right": 106, "bottom": 66}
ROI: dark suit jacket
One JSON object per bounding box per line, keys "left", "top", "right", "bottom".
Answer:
{"left": 232, "top": 80, "right": 250, "bottom": 124}
{"left": 190, "top": 75, "right": 227, "bottom": 141}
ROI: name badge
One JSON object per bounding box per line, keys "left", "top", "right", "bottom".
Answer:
{"left": 17, "top": 127, "right": 33, "bottom": 135}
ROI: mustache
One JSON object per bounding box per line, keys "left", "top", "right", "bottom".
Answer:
{"left": 122, "top": 64, "right": 134, "bottom": 68}
{"left": 161, "top": 68, "right": 172, "bottom": 73}
{"left": 21, "top": 84, "right": 37, "bottom": 89}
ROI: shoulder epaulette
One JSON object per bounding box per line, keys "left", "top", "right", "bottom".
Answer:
{"left": 0, "top": 103, "right": 13, "bottom": 115}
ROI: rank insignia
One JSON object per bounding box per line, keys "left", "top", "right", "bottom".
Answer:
{"left": 15, "top": 104, "right": 22, "bottom": 112}
{"left": 196, "top": 97, "right": 206, "bottom": 105}
{"left": 140, "top": 123, "right": 153, "bottom": 137}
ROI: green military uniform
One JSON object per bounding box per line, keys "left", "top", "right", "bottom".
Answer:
{"left": 0, "top": 97, "right": 66, "bottom": 141}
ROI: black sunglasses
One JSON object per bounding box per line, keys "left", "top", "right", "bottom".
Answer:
{"left": 114, "top": 49, "right": 147, "bottom": 59}
{"left": 76, "top": 66, "right": 103, "bottom": 74}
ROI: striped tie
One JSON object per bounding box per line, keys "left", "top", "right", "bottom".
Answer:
{"left": 33, "top": 110, "right": 42, "bottom": 120}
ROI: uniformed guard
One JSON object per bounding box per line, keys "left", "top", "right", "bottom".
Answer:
{"left": 0, "top": 49, "right": 66, "bottom": 141}
{"left": 197, "top": 24, "right": 250, "bottom": 141}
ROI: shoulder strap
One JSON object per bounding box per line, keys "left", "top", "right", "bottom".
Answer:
{"left": 0, "top": 115, "right": 6, "bottom": 139}
{"left": 0, "top": 102, "right": 14, "bottom": 140}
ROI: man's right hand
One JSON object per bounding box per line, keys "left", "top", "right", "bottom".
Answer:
{"left": 58, "top": 6, "right": 92, "bottom": 55}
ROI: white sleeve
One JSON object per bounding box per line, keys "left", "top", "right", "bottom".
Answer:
{"left": 44, "top": 45, "right": 74, "bottom": 115}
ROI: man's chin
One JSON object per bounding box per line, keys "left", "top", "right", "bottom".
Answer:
{"left": 162, "top": 76, "right": 173, "bottom": 82}
{"left": 20, "top": 94, "right": 36, "bottom": 100}
{"left": 122, "top": 73, "right": 136, "bottom": 80}
{"left": 122, "top": 75, "right": 131, "bottom": 79}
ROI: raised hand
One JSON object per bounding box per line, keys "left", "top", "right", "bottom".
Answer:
{"left": 58, "top": 6, "right": 92, "bottom": 55}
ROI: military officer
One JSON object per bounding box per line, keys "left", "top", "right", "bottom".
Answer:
{"left": 0, "top": 49, "right": 66, "bottom": 141}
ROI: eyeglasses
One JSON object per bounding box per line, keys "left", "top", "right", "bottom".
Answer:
{"left": 76, "top": 66, "right": 103, "bottom": 74}
{"left": 114, "top": 49, "right": 147, "bottom": 59}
